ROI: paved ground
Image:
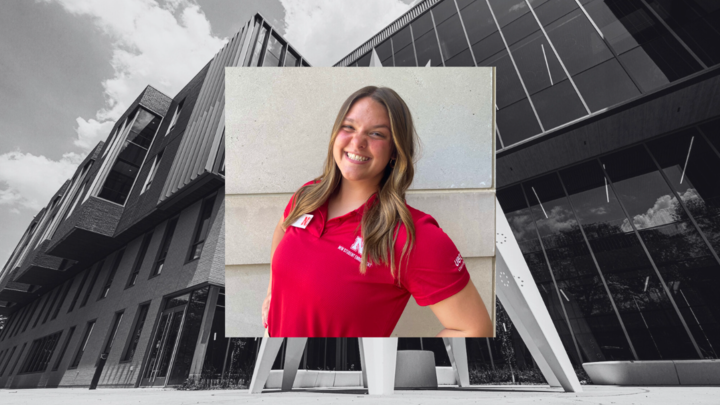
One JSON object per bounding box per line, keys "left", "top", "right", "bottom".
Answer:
{"left": 1, "top": 385, "right": 719, "bottom": 404}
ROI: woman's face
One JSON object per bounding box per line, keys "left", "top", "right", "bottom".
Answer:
{"left": 333, "top": 97, "right": 395, "bottom": 187}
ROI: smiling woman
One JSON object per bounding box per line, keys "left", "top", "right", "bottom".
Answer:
{"left": 262, "top": 86, "right": 493, "bottom": 337}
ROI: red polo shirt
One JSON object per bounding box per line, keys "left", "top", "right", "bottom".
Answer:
{"left": 268, "top": 183, "right": 470, "bottom": 337}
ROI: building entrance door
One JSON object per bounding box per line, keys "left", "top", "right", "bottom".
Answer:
{"left": 141, "top": 305, "right": 186, "bottom": 387}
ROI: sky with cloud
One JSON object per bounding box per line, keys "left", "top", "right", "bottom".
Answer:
{"left": 0, "top": 0, "right": 415, "bottom": 267}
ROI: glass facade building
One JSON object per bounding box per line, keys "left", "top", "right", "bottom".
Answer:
{"left": 333, "top": 0, "right": 720, "bottom": 367}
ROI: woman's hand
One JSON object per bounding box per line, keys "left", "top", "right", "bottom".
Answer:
{"left": 262, "top": 293, "right": 271, "bottom": 329}
{"left": 430, "top": 279, "right": 493, "bottom": 337}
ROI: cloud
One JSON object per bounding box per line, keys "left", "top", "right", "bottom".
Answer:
{"left": 620, "top": 189, "right": 700, "bottom": 232}
{"left": 43, "top": 0, "right": 226, "bottom": 151}
{"left": 0, "top": 151, "right": 84, "bottom": 213}
{"left": 537, "top": 205, "right": 576, "bottom": 233}
{"left": 280, "top": 0, "right": 413, "bottom": 66}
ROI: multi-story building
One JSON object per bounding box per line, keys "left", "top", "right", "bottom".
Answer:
{"left": 0, "top": 14, "right": 313, "bottom": 389}
{"left": 334, "top": 0, "right": 720, "bottom": 366}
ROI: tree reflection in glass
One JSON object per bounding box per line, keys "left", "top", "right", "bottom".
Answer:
{"left": 498, "top": 185, "right": 581, "bottom": 365}
{"left": 523, "top": 173, "right": 633, "bottom": 362}
{"left": 646, "top": 130, "right": 720, "bottom": 358}
{"left": 600, "top": 146, "right": 711, "bottom": 358}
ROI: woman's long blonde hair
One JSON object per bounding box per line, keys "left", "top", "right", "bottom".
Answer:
{"left": 282, "top": 86, "right": 419, "bottom": 281}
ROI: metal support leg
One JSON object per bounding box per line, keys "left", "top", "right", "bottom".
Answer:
{"left": 443, "top": 337, "right": 470, "bottom": 387}
{"left": 496, "top": 198, "right": 582, "bottom": 392}
{"left": 360, "top": 338, "right": 398, "bottom": 395}
{"left": 248, "top": 337, "right": 284, "bottom": 394}
{"left": 281, "top": 338, "right": 307, "bottom": 391}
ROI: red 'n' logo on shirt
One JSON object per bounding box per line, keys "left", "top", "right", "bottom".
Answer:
{"left": 301, "top": 216, "right": 312, "bottom": 227}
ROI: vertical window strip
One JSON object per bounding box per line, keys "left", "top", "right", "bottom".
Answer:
{"left": 70, "top": 321, "right": 95, "bottom": 368}
{"left": 20, "top": 298, "right": 40, "bottom": 335}
{"left": 80, "top": 261, "right": 104, "bottom": 308}
{"left": 187, "top": 195, "right": 217, "bottom": 262}
{"left": 42, "top": 285, "right": 61, "bottom": 325}
{"left": 122, "top": 304, "right": 149, "bottom": 362}
{"left": 99, "top": 312, "right": 124, "bottom": 365}
{"left": 127, "top": 232, "right": 154, "bottom": 288}
{"left": 0, "top": 313, "right": 16, "bottom": 341}
{"left": 52, "top": 279, "right": 72, "bottom": 320}
{"left": 152, "top": 218, "right": 178, "bottom": 278}
{"left": 0, "top": 346, "right": 16, "bottom": 376}
{"left": 9, "top": 342, "right": 26, "bottom": 376}
{"left": 142, "top": 150, "right": 164, "bottom": 194}
{"left": 32, "top": 292, "right": 51, "bottom": 329}
{"left": 8, "top": 306, "right": 27, "bottom": 338}
{"left": 43, "top": 161, "right": 94, "bottom": 245}
{"left": 52, "top": 326, "right": 75, "bottom": 371}
{"left": 68, "top": 269, "right": 92, "bottom": 313}
{"left": 99, "top": 249, "right": 125, "bottom": 300}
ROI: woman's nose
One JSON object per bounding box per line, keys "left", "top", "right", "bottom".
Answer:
{"left": 350, "top": 131, "right": 368, "bottom": 149}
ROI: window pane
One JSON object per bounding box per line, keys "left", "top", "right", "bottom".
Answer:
{"left": 375, "top": 38, "right": 393, "bottom": 62}
{"left": 461, "top": 0, "right": 498, "bottom": 44}
{"left": 545, "top": 9, "right": 614, "bottom": 75}
{"left": 501, "top": 12, "right": 540, "bottom": 47}
{"left": 436, "top": 14, "right": 470, "bottom": 61}
{"left": 127, "top": 110, "right": 160, "bottom": 148}
{"left": 487, "top": 50, "right": 526, "bottom": 108}
{"left": 284, "top": 50, "right": 298, "bottom": 67}
{"left": 559, "top": 159, "right": 695, "bottom": 360}
{"left": 474, "top": 32, "right": 506, "bottom": 65}
{"left": 411, "top": 10, "right": 435, "bottom": 38}
{"left": 355, "top": 52, "right": 371, "bottom": 67}
{"left": 414, "top": 30, "right": 443, "bottom": 67}
{"left": 645, "top": 0, "right": 720, "bottom": 66}
{"left": 530, "top": 79, "right": 586, "bottom": 130}
{"left": 432, "top": 0, "right": 458, "bottom": 25}
{"left": 497, "top": 98, "right": 542, "bottom": 145}
{"left": 525, "top": 172, "right": 635, "bottom": 361}
{"left": 617, "top": 46, "right": 670, "bottom": 92}
{"left": 445, "top": 48, "right": 475, "bottom": 66}
{"left": 394, "top": 44, "right": 417, "bottom": 67}
{"left": 250, "top": 25, "right": 267, "bottom": 66}
{"left": 123, "top": 305, "right": 149, "bottom": 361}
{"left": 489, "top": 0, "right": 531, "bottom": 27}
{"left": 534, "top": 0, "right": 579, "bottom": 26}
{"left": 573, "top": 58, "right": 641, "bottom": 111}
{"left": 510, "top": 31, "right": 567, "bottom": 95}
{"left": 263, "top": 34, "right": 283, "bottom": 67}
{"left": 647, "top": 129, "right": 720, "bottom": 255}
{"left": 391, "top": 26, "right": 412, "bottom": 51}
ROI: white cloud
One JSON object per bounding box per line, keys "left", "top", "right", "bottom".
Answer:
{"left": 280, "top": 0, "right": 412, "bottom": 66}
{"left": 620, "top": 189, "right": 700, "bottom": 232}
{"left": 43, "top": 0, "right": 226, "bottom": 151}
{"left": 0, "top": 151, "right": 84, "bottom": 213}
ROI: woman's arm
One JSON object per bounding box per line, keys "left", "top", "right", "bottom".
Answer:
{"left": 262, "top": 217, "right": 285, "bottom": 328}
{"left": 429, "top": 279, "right": 493, "bottom": 337}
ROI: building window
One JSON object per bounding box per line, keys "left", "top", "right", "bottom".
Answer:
{"left": 121, "top": 303, "right": 150, "bottom": 362}
{"left": 99, "top": 249, "right": 125, "bottom": 300}
{"left": 52, "top": 280, "right": 72, "bottom": 320}
{"left": 69, "top": 320, "right": 95, "bottom": 369}
{"left": 32, "top": 292, "right": 51, "bottom": 329}
{"left": 19, "top": 331, "right": 62, "bottom": 374}
{"left": 141, "top": 149, "right": 164, "bottom": 194}
{"left": 126, "top": 231, "right": 153, "bottom": 288}
{"left": 97, "top": 311, "right": 124, "bottom": 365}
{"left": 68, "top": 270, "right": 91, "bottom": 313}
{"left": 166, "top": 100, "right": 183, "bottom": 135}
{"left": 151, "top": 218, "right": 178, "bottom": 278}
{"left": 9, "top": 343, "right": 26, "bottom": 376}
{"left": 80, "top": 261, "right": 104, "bottom": 308}
{"left": 97, "top": 108, "right": 162, "bottom": 205}
{"left": 0, "top": 346, "right": 16, "bottom": 376}
{"left": 42, "top": 285, "right": 61, "bottom": 324}
{"left": 187, "top": 195, "right": 217, "bottom": 262}
{"left": 52, "top": 326, "right": 75, "bottom": 371}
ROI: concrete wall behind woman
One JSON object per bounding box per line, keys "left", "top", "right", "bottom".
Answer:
{"left": 224, "top": 67, "right": 496, "bottom": 337}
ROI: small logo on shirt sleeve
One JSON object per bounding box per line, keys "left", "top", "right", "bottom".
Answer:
{"left": 454, "top": 253, "right": 466, "bottom": 271}
{"left": 292, "top": 214, "right": 313, "bottom": 229}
